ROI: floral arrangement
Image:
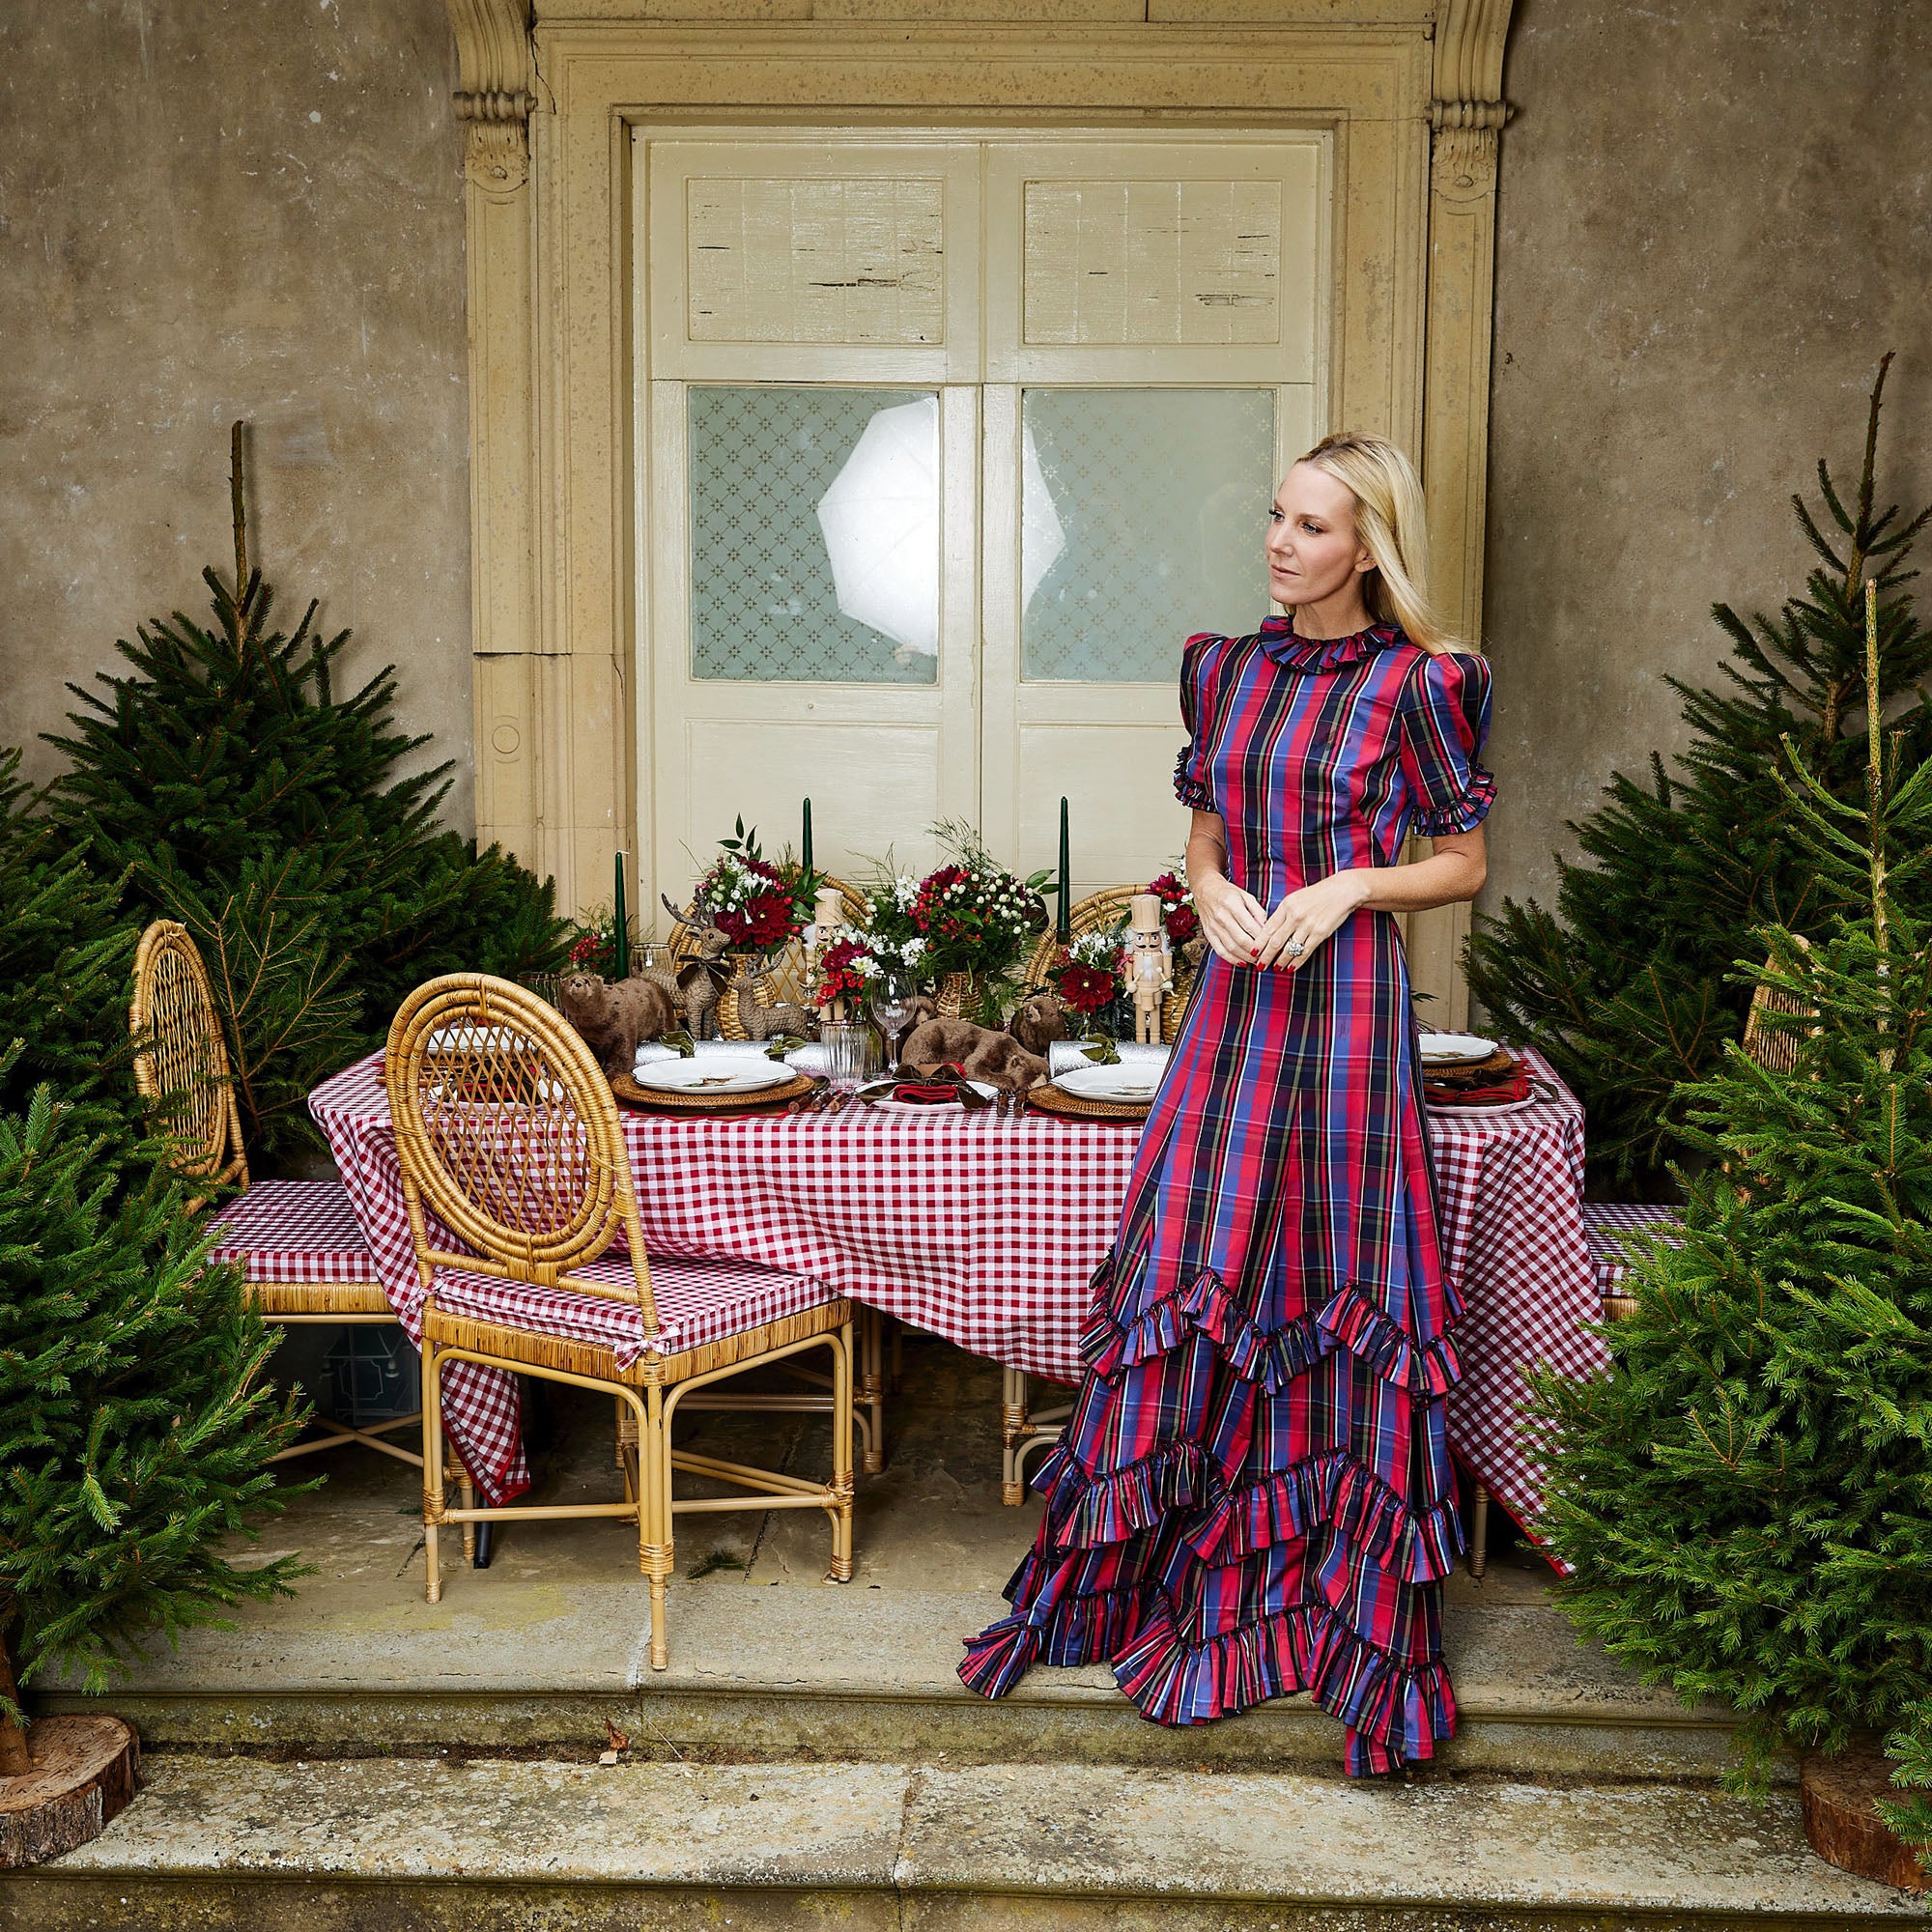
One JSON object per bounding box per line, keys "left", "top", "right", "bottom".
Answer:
{"left": 816, "top": 933, "right": 878, "bottom": 1009}
{"left": 567, "top": 901, "right": 627, "bottom": 977}
{"left": 859, "top": 869, "right": 930, "bottom": 979}
{"left": 908, "top": 820, "right": 1052, "bottom": 982}
{"left": 693, "top": 820, "right": 805, "bottom": 954}
{"left": 1149, "top": 869, "right": 1198, "bottom": 948}
{"left": 1053, "top": 926, "right": 1130, "bottom": 1018}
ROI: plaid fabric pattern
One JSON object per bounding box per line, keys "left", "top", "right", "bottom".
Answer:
{"left": 428, "top": 1251, "right": 839, "bottom": 1368}
{"left": 205, "top": 1179, "right": 381, "bottom": 1283}
{"left": 964, "top": 620, "right": 1529, "bottom": 1777}
{"left": 1581, "top": 1201, "right": 1687, "bottom": 1290}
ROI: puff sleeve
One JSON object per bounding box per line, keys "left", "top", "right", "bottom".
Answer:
{"left": 1172, "top": 632, "right": 1223, "bottom": 812}
{"left": 1397, "top": 650, "right": 1496, "bottom": 837}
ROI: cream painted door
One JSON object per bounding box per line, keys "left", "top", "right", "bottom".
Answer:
{"left": 637, "top": 129, "right": 1327, "bottom": 908}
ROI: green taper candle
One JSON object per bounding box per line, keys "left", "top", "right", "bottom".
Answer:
{"left": 802, "top": 797, "right": 813, "bottom": 876}
{"left": 613, "top": 849, "right": 629, "bottom": 980}
{"left": 1057, "top": 796, "right": 1071, "bottom": 939}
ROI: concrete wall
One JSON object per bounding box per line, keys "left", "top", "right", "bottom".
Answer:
{"left": 0, "top": 0, "right": 472, "bottom": 823}
{"left": 1482, "top": 0, "right": 1932, "bottom": 918}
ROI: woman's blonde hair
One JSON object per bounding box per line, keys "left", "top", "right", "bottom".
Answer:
{"left": 1293, "top": 432, "right": 1468, "bottom": 656}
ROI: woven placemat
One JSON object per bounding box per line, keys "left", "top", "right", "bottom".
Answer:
{"left": 1026, "top": 1081, "right": 1152, "bottom": 1123}
{"left": 611, "top": 1068, "right": 815, "bottom": 1114}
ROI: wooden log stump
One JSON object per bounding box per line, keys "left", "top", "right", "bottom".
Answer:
{"left": 0, "top": 1715, "right": 140, "bottom": 1868}
{"left": 1801, "top": 1747, "right": 1929, "bottom": 1893}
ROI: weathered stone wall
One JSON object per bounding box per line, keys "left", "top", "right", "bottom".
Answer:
{"left": 0, "top": 0, "right": 472, "bottom": 821}
{"left": 1482, "top": 0, "right": 1932, "bottom": 918}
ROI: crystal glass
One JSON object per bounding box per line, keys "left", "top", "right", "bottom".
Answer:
{"left": 819, "top": 1017, "right": 884, "bottom": 1092}
{"left": 867, "top": 966, "right": 917, "bottom": 1064}
{"left": 1019, "top": 387, "right": 1276, "bottom": 683}
{"left": 688, "top": 385, "right": 940, "bottom": 686}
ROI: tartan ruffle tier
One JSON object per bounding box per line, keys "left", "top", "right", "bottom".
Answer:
{"left": 961, "top": 617, "right": 1495, "bottom": 1776}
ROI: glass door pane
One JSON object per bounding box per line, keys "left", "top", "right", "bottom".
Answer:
{"left": 1019, "top": 387, "right": 1276, "bottom": 682}
{"left": 688, "top": 385, "right": 940, "bottom": 687}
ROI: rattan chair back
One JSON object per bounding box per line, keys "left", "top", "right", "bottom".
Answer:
{"left": 129, "top": 918, "right": 247, "bottom": 1191}
{"left": 1740, "top": 934, "right": 1817, "bottom": 1076}
{"left": 1021, "top": 887, "right": 1141, "bottom": 990}
{"left": 385, "top": 974, "right": 657, "bottom": 1328}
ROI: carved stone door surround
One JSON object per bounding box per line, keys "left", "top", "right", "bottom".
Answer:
{"left": 441, "top": 0, "right": 1514, "bottom": 1025}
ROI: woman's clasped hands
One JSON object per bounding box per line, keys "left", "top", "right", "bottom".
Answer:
{"left": 1194, "top": 868, "right": 1373, "bottom": 973}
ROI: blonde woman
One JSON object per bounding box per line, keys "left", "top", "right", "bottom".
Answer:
{"left": 962, "top": 434, "right": 1493, "bottom": 1777}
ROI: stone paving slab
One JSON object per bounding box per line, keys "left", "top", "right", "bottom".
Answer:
{"left": 19, "top": 1754, "right": 1921, "bottom": 1926}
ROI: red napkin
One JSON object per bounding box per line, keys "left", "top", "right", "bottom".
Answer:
{"left": 1425, "top": 1062, "right": 1532, "bottom": 1108}
{"left": 859, "top": 1062, "right": 993, "bottom": 1109}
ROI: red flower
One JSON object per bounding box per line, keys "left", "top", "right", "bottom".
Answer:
{"left": 817, "top": 934, "right": 874, "bottom": 1008}
{"left": 1055, "top": 960, "right": 1120, "bottom": 1017}
{"left": 1149, "top": 870, "right": 1199, "bottom": 946}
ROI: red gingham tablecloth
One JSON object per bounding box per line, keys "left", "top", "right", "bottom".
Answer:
{"left": 310, "top": 1049, "right": 1606, "bottom": 1552}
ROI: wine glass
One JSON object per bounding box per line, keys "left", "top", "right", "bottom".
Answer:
{"left": 867, "top": 965, "right": 916, "bottom": 1067}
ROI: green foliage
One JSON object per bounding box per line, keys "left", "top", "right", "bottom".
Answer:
{"left": 1530, "top": 588, "right": 1932, "bottom": 1820}
{"left": 46, "top": 475, "right": 568, "bottom": 1168}
{"left": 148, "top": 852, "right": 362, "bottom": 1158}
{"left": 1466, "top": 357, "right": 1932, "bottom": 1189}
{"left": 0, "top": 749, "right": 142, "bottom": 1153}
{"left": 0, "top": 1064, "right": 309, "bottom": 1716}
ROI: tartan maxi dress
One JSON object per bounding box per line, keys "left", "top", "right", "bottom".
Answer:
{"left": 959, "top": 614, "right": 1496, "bottom": 1776}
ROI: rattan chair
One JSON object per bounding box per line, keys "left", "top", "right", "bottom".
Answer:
{"left": 129, "top": 920, "right": 423, "bottom": 1469}
{"left": 384, "top": 973, "right": 855, "bottom": 1656}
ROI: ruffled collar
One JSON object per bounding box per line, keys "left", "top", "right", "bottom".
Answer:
{"left": 1256, "top": 612, "right": 1406, "bottom": 672}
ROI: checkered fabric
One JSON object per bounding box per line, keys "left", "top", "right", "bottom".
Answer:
{"left": 427, "top": 1251, "right": 840, "bottom": 1369}
{"left": 310, "top": 1046, "right": 1605, "bottom": 1548}
{"left": 1581, "top": 1201, "right": 1687, "bottom": 1291}
{"left": 205, "top": 1178, "right": 381, "bottom": 1283}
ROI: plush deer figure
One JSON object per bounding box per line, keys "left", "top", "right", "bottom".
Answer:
{"left": 642, "top": 894, "right": 733, "bottom": 1039}
{"left": 726, "top": 960, "right": 815, "bottom": 1043}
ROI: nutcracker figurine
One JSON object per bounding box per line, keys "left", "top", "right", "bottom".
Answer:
{"left": 1127, "top": 893, "right": 1173, "bottom": 1046}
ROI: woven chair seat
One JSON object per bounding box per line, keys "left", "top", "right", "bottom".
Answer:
{"left": 1581, "top": 1202, "right": 1685, "bottom": 1294}
{"left": 206, "top": 1178, "right": 383, "bottom": 1284}
{"left": 427, "top": 1251, "right": 843, "bottom": 1370}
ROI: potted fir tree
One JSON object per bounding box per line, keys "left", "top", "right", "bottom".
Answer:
{"left": 1529, "top": 583, "right": 1932, "bottom": 1889}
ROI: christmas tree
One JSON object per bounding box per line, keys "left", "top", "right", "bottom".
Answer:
{"left": 46, "top": 426, "right": 568, "bottom": 1168}
{"left": 0, "top": 748, "right": 140, "bottom": 1154}
{"left": 0, "top": 1059, "right": 307, "bottom": 1769}
{"left": 1465, "top": 358, "right": 1932, "bottom": 1190}
{"left": 1530, "top": 582, "right": 1932, "bottom": 1807}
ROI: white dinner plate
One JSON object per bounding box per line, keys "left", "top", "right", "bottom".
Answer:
{"left": 1425, "top": 1091, "right": 1541, "bottom": 1118}
{"left": 1053, "top": 1063, "right": 1166, "bottom": 1104}
{"left": 632, "top": 1058, "right": 791, "bottom": 1095}
{"left": 1417, "top": 1030, "right": 1499, "bottom": 1067}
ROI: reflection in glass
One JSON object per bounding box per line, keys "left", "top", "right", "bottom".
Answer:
{"left": 689, "top": 386, "right": 939, "bottom": 685}
{"left": 1020, "top": 388, "right": 1276, "bottom": 683}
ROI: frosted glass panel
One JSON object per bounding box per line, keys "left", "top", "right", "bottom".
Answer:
{"left": 1020, "top": 388, "right": 1275, "bottom": 683}
{"left": 689, "top": 386, "right": 939, "bottom": 684}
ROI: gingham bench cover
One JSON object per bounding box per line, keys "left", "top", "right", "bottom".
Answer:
{"left": 427, "top": 1251, "right": 842, "bottom": 1370}
{"left": 1581, "top": 1201, "right": 1686, "bottom": 1292}
{"left": 206, "top": 1178, "right": 383, "bottom": 1284}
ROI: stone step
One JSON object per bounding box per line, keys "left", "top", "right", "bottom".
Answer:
{"left": 39, "top": 1581, "right": 1777, "bottom": 1786}
{"left": 6, "top": 1752, "right": 1918, "bottom": 1929}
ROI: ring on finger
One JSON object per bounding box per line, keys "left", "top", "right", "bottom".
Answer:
{"left": 1285, "top": 936, "right": 1307, "bottom": 957}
